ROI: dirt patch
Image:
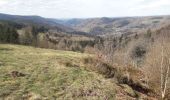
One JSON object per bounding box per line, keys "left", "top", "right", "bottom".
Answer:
{"left": 9, "top": 71, "right": 26, "bottom": 78}
{"left": 82, "top": 57, "right": 155, "bottom": 97}
{"left": 82, "top": 57, "right": 117, "bottom": 78}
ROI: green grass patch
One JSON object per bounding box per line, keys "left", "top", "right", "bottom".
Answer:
{"left": 0, "top": 44, "right": 116, "bottom": 99}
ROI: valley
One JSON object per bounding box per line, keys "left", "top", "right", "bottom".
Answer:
{"left": 0, "top": 13, "right": 170, "bottom": 100}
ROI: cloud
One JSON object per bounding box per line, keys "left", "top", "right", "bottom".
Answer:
{"left": 135, "top": 0, "right": 170, "bottom": 10}
{"left": 129, "top": 0, "right": 170, "bottom": 16}
{"left": 0, "top": 0, "right": 9, "bottom": 5}
{"left": 0, "top": 0, "right": 169, "bottom": 18}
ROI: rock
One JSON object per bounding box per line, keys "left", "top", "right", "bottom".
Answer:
{"left": 118, "top": 75, "right": 151, "bottom": 95}
{"left": 120, "top": 84, "right": 137, "bottom": 97}
{"left": 25, "top": 92, "right": 42, "bottom": 100}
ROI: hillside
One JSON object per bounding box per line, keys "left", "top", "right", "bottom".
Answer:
{"left": 0, "top": 13, "right": 170, "bottom": 99}
{"left": 1, "top": 13, "right": 170, "bottom": 37}
{"left": 0, "top": 13, "right": 75, "bottom": 33}
{"left": 0, "top": 44, "right": 157, "bottom": 99}
{"left": 0, "top": 44, "right": 113, "bottom": 99}
{"left": 0, "top": 13, "right": 95, "bottom": 52}
{"left": 53, "top": 16, "right": 170, "bottom": 36}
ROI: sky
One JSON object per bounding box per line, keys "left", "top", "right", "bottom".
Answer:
{"left": 0, "top": 0, "right": 170, "bottom": 18}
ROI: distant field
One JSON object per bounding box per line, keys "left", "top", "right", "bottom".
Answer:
{"left": 0, "top": 44, "right": 116, "bottom": 99}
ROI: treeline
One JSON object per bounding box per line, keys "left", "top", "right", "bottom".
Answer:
{"left": 0, "top": 20, "right": 148, "bottom": 54}
{"left": 0, "top": 24, "right": 19, "bottom": 43}
{"left": 0, "top": 20, "right": 154, "bottom": 54}
{"left": 19, "top": 26, "right": 48, "bottom": 46}
{"left": 0, "top": 21, "right": 97, "bottom": 52}
{"left": 0, "top": 20, "right": 48, "bottom": 46}
{"left": 45, "top": 32, "right": 98, "bottom": 52}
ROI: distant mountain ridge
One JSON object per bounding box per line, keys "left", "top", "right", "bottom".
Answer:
{"left": 0, "top": 13, "right": 75, "bottom": 33}
{"left": 53, "top": 16, "right": 170, "bottom": 36}
{"left": 1, "top": 13, "right": 170, "bottom": 36}
{"left": 0, "top": 13, "right": 54, "bottom": 26}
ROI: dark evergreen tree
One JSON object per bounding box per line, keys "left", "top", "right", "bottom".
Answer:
{"left": 0, "top": 23, "right": 19, "bottom": 43}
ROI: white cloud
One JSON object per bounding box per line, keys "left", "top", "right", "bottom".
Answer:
{"left": 0, "top": 0, "right": 9, "bottom": 5}
{"left": 0, "top": 0, "right": 169, "bottom": 18}
{"left": 129, "top": 0, "right": 170, "bottom": 16}
{"left": 134, "top": 0, "right": 170, "bottom": 10}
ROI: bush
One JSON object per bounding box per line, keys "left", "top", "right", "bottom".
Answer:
{"left": 131, "top": 45, "right": 146, "bottom": 59}
{"left": 128, "top": 40, "right": 148, "bottom": 67}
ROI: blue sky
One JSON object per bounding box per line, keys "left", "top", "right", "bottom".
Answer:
{"left": 0, "top": 0, "right": 170, "bottom": 18}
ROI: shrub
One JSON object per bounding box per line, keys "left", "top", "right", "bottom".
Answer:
{"left": 131, "top": 45, "right": 146, "bottom": 59}
{"left": 128, "top": 39, "right": 148, "bottom": 67}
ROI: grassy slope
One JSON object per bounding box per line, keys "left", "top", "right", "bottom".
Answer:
{"left": 0, "top": 44, "right": 116, "bottom": 100}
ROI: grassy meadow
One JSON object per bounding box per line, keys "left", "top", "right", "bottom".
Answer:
{"left": 0, "top": 44, "right": 116, "bottom": 100}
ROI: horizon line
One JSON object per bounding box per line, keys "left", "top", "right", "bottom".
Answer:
{"left": 0, "top": 12, "right": 170, "bottom": 19}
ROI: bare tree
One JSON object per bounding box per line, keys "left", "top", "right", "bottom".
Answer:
{"left": 160, "top": 45, "right": 170, "bottom": 99}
